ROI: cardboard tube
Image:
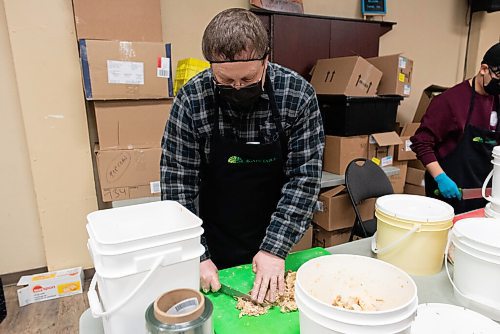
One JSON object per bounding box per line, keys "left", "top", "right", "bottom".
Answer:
{"left": 154, "top": 289, "right": 205, "bottom": 324}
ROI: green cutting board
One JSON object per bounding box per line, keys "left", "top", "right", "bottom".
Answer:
{"left": 205, "top": 247, "right": 330, "bottom": 334}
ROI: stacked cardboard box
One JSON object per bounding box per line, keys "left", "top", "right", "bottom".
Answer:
{"left": 312, "top": 185, "right": 376, "bottom": 248}
{"left": 399, "top": 84, "right": 448, "bottom": 195}
{"left": 73, "top": 0, "right": 173, "bottom": 202}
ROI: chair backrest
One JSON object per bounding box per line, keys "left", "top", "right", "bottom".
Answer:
{"left": 345, "top": 158, "right": 394, "bottom": 205}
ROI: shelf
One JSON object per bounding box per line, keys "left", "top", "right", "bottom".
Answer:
{"left": 321, "top": 166, "right": 400, "bottom": 189}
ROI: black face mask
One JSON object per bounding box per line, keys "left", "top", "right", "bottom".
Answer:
{"left": 484, "top": 77, "right": 500, "bottom": 96}
{"left": 217, "top": 80, "right": 263, "bottom": 111}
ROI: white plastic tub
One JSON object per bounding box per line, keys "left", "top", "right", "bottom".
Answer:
{"left": 446, "top": 218, "right": 500, "bottom": 321}
{"left": 411, "top": 303, "right": 500, "bottom": 333}
{"left": 86, "top": 201, "right": 205, "bottom": 334}
{"left": 296, "top": 254, "right": 418, "bottom": 334}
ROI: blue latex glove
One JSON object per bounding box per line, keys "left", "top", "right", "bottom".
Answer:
{"left": 434, "top": 173, "right": 462, "bottom": 199}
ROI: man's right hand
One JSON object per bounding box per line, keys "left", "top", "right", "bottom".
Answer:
{"left": 435, "top": 173, "right": 461, "bottom": 199}
{"left": 200, "top": 259, "right": 221, "bottom": 293}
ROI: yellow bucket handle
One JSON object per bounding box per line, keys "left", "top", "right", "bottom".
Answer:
{"left": 371, "top": 223, "right": 421, "bottom": 255}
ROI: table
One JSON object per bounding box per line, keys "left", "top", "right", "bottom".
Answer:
{"left": 321, "top": 166, "right": 399, "bottom": 189}
{"left": 79, "top": 237, "right": 460, "bottom": 333}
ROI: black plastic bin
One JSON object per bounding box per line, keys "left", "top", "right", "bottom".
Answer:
{"left": 0, "top": 277, "right": 5, "bottom": 323}
{"left": 317, "top": 95, "right": 403, "bottom": 136}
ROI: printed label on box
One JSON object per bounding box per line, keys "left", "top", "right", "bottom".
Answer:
{"left": 157, "top": 57, "right": 170, "bottom": 78}
{"left": 398, "top": 73, "right": 406, "bottom": 82}
{"left": 404, "top": 84, "right": 411, "bottom": 95}
{"left": 107, "top": 60, "right": 144, "bottom": 85}
{"left": 399, "top": 56, "right": 407, "bottom": 69}
{"left": 405, "top": 139, "right": 412, "bottom": 152}
{"left": 150, "top": 181, "right": 161, "bottom": 194}
{"left": 380, "top": 156, "right": 393, "bottom": 167}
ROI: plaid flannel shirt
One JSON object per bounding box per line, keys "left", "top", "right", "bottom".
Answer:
{"left": 161, "top": 62, "right": 324, "bottom": 261}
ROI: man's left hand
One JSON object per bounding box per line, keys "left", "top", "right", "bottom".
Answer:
{"left": 251, "top": 250, "right": 285, "bottom": 303}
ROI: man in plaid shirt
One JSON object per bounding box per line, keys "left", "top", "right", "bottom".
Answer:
{"left": 161, "top": 8, "right": 324, "bottom": 303}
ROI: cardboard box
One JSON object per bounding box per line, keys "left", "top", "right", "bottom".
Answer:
{"left": 413, "top": 85, "right": 449, "bottom": 122}
{"left": 390, "top": 161, "right": 408, "bottom": 194}
{"left": 93, "top": 99, "right": 172, "bottom": 150}
{"left": 368, "top": 54, "right": 413, "bottom": 96}
{"left": 406, "top": 167, "right": 426, "bottom": 187}
{"left": 17, "top": 267, "right": 84, "bottom": 307}
{"left": 310, "top": 56, "right": 382, "bottom": 96}
{"left": 313, "top": 225, "right": 351, "bottom": 248}
{"left": 80, "top": 40, "right": 173, "bottom": 100}
{"left": 404, "top": 183, "right": 426, "bottom": 196}
{"left": 395, "top": 122, "right": 420, "bottom": 161}
{"left": 290, "top": 226, "right": 313, "bottom": 252}
{"left": 95, "top": 146, "right": 162, "bottom": 202}
{"left": 368, "top": 132, "right": 402, "bottom": 167}
{"left": 313, "top": 185, "right": 376, "bottom": 231}
{"left": 72, "top": 0, "right": 163, "bottom": 42}
{"left": 408, "top": 159, "right": 425, "bottom": 170}
{"left": 323, "top": 135, "right": 368, "bottom": 175}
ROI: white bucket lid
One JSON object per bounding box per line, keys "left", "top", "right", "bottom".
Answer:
{"left": 376, "top": 194, "right": 454, "bottom": 223}
{"left": 411, "top": 303, "right": 500, "bottom": 333}
{"left": 452, "top": 218, "right": 500, "bottom": 255}
{"left": 87, "top": 201, "right": 202, "bottom": 246}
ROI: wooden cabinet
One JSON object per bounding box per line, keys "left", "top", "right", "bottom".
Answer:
{"left": 253, "top": 9, "right": 395, "bottom": 79}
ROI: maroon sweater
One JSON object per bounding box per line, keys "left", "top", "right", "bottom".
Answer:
{"left": 411, "top": 80, "right": 498, "bottom": 166}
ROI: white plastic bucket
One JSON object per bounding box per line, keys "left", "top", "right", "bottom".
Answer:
{"left": 445, "top": 218, "right": 500, "bottom": 320}
{"left": 411, "top": 303, "right": 500, "bottom": 333}
{"left": 372, "top": 194, "right": 454, "bottom": 275}
{"left": 296, "top": 254, "right": 418, "bottom": 334}
{"left": 482, "top": 146, "right": 500, "bottom": 210}
{"left": 484, "top": 202, "right": 500, "bottom": 219}
{"left": 86, "top": 201, "right": 205, "bottom": 334}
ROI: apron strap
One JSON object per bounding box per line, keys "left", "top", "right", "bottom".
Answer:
{"left": 465, "top": 77, "right": 477, "bottom": 127}
{"left": 264, "top": 73, "right": 288, "bottom": 159}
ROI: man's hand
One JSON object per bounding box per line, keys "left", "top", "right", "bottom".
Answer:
{"left": 251, "top": 250, "right": 285, "bottom": 303}
{"left": 200, "top": 259, "right": 221, "bottom": 293}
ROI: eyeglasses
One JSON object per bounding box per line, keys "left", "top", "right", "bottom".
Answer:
{"left": 212, "top": 63, "right": 266, "bottom": 89}
{"left": 489, "top": 67, "right": 500, "bottom": 79}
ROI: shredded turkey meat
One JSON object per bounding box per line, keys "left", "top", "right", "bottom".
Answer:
{"left": 331, "top": 294, "right": 377, "bottom": 311}
{"left": 235, "top": 270, "right": 297, "bottom": 317}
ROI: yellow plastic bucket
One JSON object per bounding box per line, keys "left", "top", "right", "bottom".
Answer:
{"left": 372, "top": 194, "right": 454, "bottom": 275}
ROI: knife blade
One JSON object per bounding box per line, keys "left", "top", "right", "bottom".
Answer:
{"left": 461, "top": 187, "right": 492, "bottom": 200}
{"left": 433, "top": 188, "right": 492, "bottom": 200}
{"left": 219, "top": 283, "right": 253, "bottom": 302}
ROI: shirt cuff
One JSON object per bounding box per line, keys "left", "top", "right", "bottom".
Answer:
{"left": 200, "top": 235, "right": 211, "bottom": 262}
{"left": 419, "top": 152, "right": 437, "bottom": 166}
{"left": 260, "top": 236, "right": 293, "bottom": 260}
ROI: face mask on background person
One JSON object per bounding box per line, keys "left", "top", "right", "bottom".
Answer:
{"left": 484, "top": 69, "right": 500, "bottom": 96}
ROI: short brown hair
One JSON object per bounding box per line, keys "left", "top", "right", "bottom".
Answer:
{"left": 202, "top": 8, "right": 269, "bottom": 62}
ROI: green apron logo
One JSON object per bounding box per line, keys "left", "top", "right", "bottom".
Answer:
{"left": 472, "top": 137, "right": 497, "bottom": 145}
{"left": 227, "top": 155, "right": 277, "bottom": 164}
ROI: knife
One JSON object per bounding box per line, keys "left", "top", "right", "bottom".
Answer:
{"left": 434, "top": 187, "right": 492, "bottom": 200}
{"left": 219, "top": 283, "right": 253, "bottom": 302}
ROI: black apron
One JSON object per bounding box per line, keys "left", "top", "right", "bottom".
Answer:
{"left": 425, "top": 78, "right": 500, "bottom": 214}
{"left": 199, "top": 75, "right": 288, "bottom": 269}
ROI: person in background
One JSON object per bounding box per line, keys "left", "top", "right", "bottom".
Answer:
{"left": 411, "top": 42, "right": 500, "bottom": 213}
{"left": 160, "top": 8, "right": 324, "bottom": 303}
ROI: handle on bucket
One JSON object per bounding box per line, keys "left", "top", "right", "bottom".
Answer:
{"left": 88, "top": 247, "right": 179, "bottom": 318}
{"left": 444, "top": 237, "right": 500, "bottom": 311}
{"left": 371, "top": 224, "right": 421, "bottom": 255}
{"left": 482, "top": 169, "right": 500, "bottom": 205}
